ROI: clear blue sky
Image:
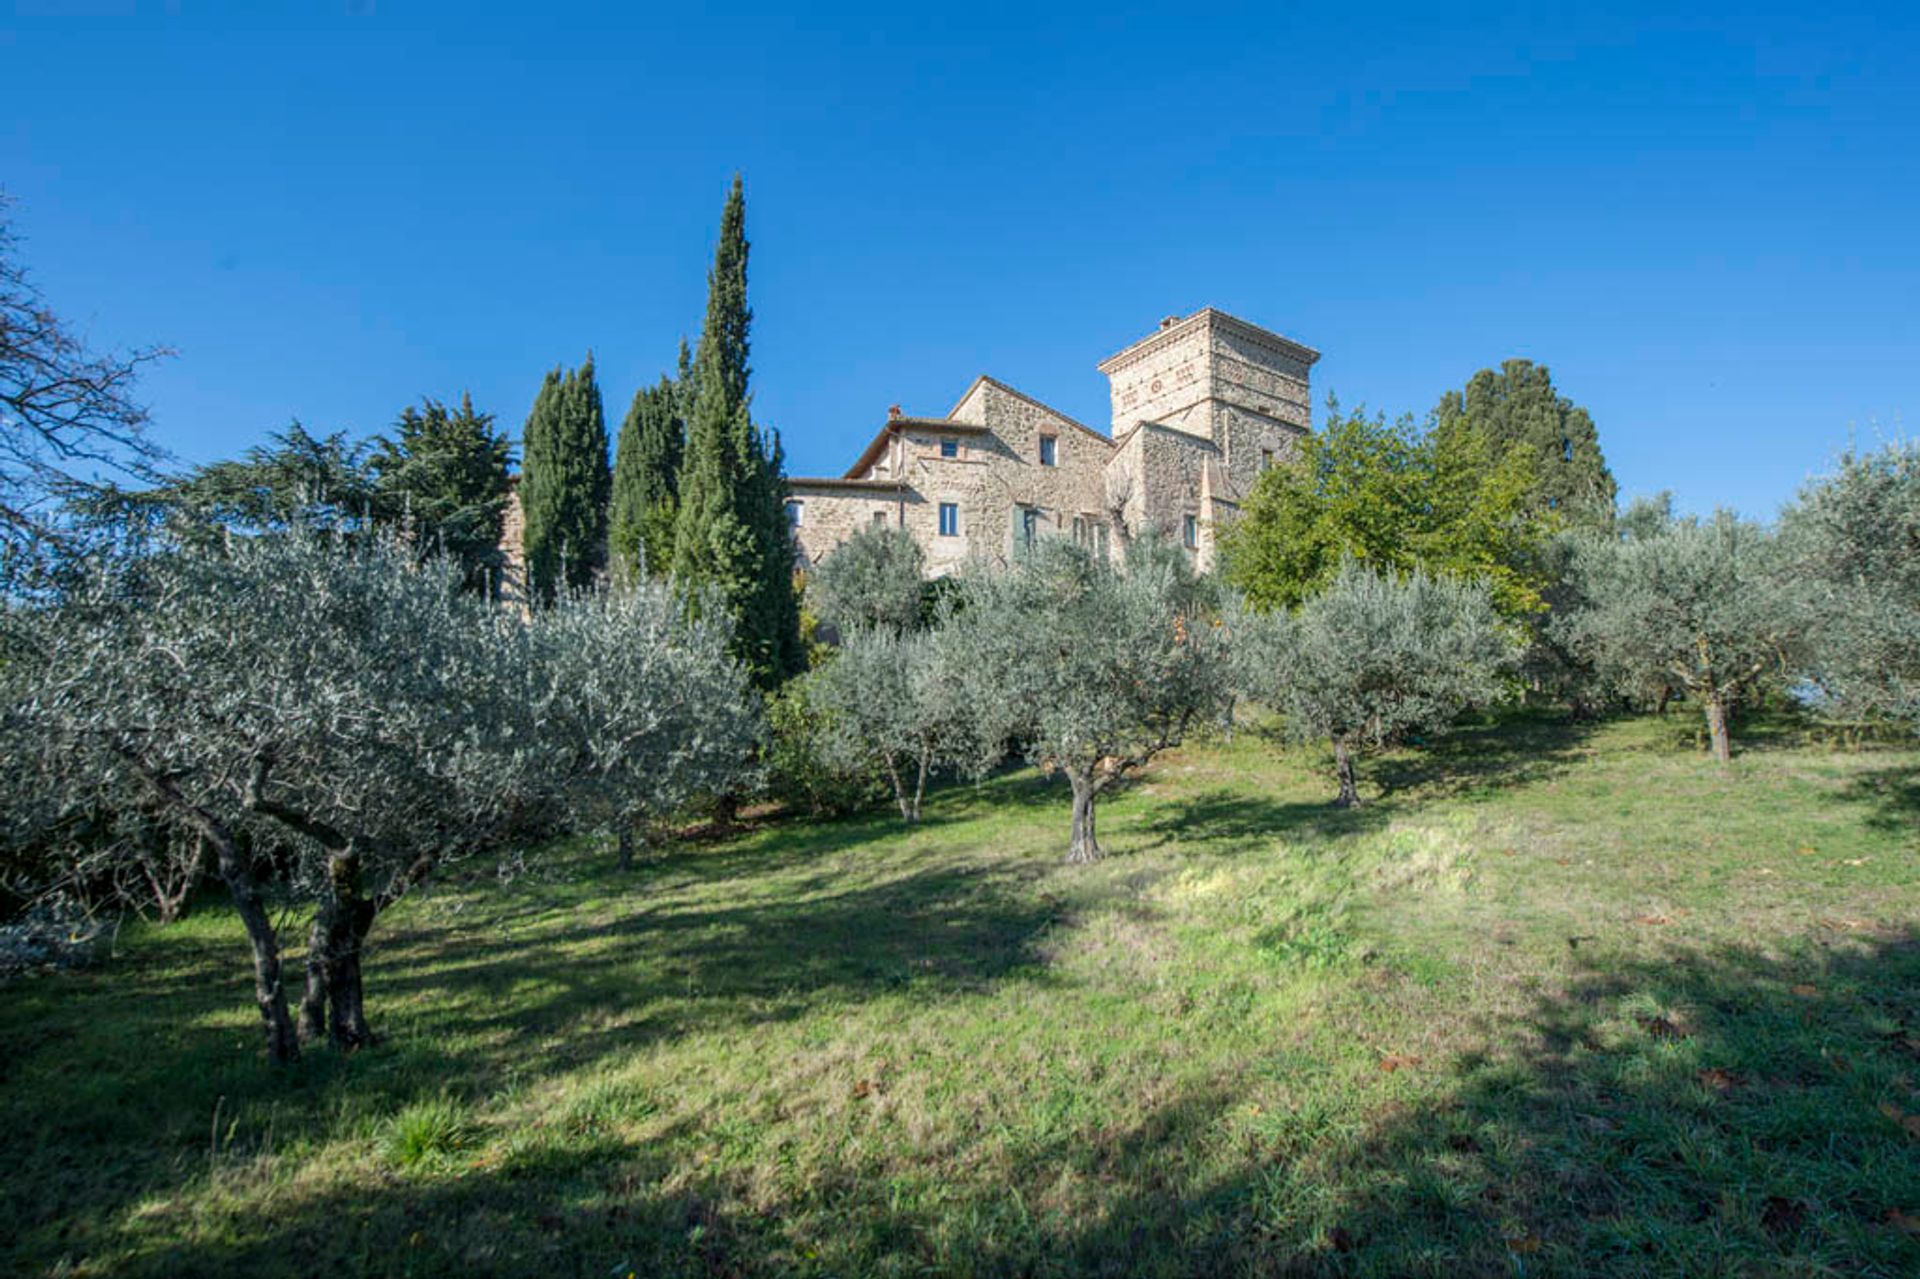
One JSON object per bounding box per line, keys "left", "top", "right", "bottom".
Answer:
{"left": 4, "top": 1, "right": 1915, "bottom": 519}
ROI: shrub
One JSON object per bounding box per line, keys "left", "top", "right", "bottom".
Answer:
{"left": 380, "top": 1096, "right": 475, "bottom": 1171}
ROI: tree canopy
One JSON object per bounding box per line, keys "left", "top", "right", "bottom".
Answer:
{"left": 1221, "top": 400, "right": 1546, "bottom": 619}
{"left": 371, "top": 394, "right": 513, "bottom": 592}
{"left": 942, "top": 535, "right": 1233, "bottom": 862}
{"left": 1553, "top": 511, "right": 1790, "bottom": 761}
{"left": 519, "top": 356, "right": 611, "bottom": 605}
{"left": 1234, "top": 562, "right": 1515, "bottom": 805}
{"left": 806, "top": 524, "right": 926, "bottom": 635}
{"left": 1433, "top": 359, "right": 1616, "bottom": 529}
{"left": 1779, "top": 441, "right": 1920, "bottom": 729}
{"left": 0, "top": 530, "right": 757, "bottom": 1060}
{"left": 670, "top": 177, "right": 801, "bottom": 687}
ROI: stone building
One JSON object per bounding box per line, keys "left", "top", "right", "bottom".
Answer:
{"left": 787, "top": 308, "right": 1318, "bottom": 575}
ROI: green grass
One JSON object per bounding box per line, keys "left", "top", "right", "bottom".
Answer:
{"left": 3, "top": 712, "right": 1918, "bottom": 1276}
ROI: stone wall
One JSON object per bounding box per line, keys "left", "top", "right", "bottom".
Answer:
{"left": 751, "top": 308, "right": 1315, "bottom": 583}
{"left": 790, "top": 378, "right": 1119, "bottom": 576}
{"left": 1099, "top": 318, "right": 1213, "bottom": 443}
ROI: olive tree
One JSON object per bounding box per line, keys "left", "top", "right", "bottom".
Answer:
{"left": 531, "top": 581, "right": 761, "bottom": 868}
{"left": 1554, "top": 511, "right": 1790, "bottom": 761}
{"left": 806, "top": 523, "right": 926, "bottom": 635}
{"left": 806, "top": 625, "right": 980, "bottom": 822}
{"left": 1236, "top": 563, "right": 1516, "bottom": 805}
{"left": 941, "top": 535, "right": 1233, "bottom": 862}
{"left": 1779, "top": 442, "right": 1920, "bottom": 729}
{"left": 1, "top": 531, "right": 758, "bottom": 1062}
{"left": 0, "top": 534, "right": 538, "bottom": 1059}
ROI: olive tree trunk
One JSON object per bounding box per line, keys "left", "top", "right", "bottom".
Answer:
{"left": 1704, "top": 692, "right": 1732, "bottom": 763}
{"left": 1333, "top": 737, "right": 1361, "bottom": 807}
{"left": 1065, "top": 767, "right": 1103, "bottom": 863}
{"left": 211, "top": 832, "right": 300, "bottom": 1065}
{"left": 297, "top": 850, "right": 376, "bottom": 1050}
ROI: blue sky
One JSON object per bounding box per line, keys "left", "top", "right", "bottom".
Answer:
{"left": 4, "top": 1, "right": 1915, "bottom": 519}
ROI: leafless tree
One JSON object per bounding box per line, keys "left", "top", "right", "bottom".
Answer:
{"left": 0, "top": 193, "right": 170, "bottom": 578}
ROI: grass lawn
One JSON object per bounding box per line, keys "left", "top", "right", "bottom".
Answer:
{"left": 3, "top": 712, "right": 1919, "bottom": 1277}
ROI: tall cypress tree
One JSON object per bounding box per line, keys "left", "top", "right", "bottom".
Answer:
{"left": 1432, "top": 360, "right": 1616, "bottom": 529}
{"left": 519, "top": 355, "right": 610, "bottom": 605}
{"left": 671, "top": 176, "right": 801, "bottom": 686}
{"left": 609, "top": 375, "right": 685, "bottom": 580}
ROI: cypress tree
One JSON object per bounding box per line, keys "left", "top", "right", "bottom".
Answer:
{"left": 1433, "top": 360, "right": 1616, "bottom": 529}
{"left": 519, "top": 355, "right": 610, "bottom": 605}
{"left": 610, "top": 376, "right": 685, "bottom": 580}
{"left": 671, "top": 175, "right": 801, "bottom": 686}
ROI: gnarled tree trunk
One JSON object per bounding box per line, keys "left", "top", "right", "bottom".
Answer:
{"left": 298, "top": 849, "right": 376, "bottom": 1050}
{"left": 212, "top": 833, "right": 299, "bottom": 1065}
{"left": 1704, "top": 692, "right": 1731, "bottom": 763}
{"left": 1333, "top": 737, "right": 1361, "bottom": 807}
{"left": 1065, "top": 768, "right": 1102, "bottom": 863}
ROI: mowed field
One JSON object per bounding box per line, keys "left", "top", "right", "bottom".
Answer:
{"left": 3, "top": 713, "right": 1918, "bottom": 1277}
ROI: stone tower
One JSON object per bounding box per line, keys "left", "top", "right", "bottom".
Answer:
{"left": 1096, "top": 308, "right": 1319, "bottom": 487}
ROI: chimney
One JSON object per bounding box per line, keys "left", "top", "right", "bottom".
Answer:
{"left": 888, "top": 404, "right": 902, "bottom": 420}
{"left": 1160, "top": 315, "right": 1179, "bottom": 330}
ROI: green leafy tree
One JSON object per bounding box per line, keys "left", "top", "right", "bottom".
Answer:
{"left": 1780, "top": 442, "right": 1920, "bottom": 729}
{"left": 519, "top": 356, "right": 611, "bottom": 605}
{"left": 807, "top": 625, "right": 981, "bottom": 822}
{"left": 609, "top": 375, "right": 686, "bottom": 581}
{"left": 1234, "top": 563, "right": 1516, "bottom": 806}
{"left": 670, "top": 176, "right": 801, "bottom": 687}
{"left": 1554, "top": 511, "right": 1790, "bottom": 761}
{"left": 1433, "top": 359, "right": 1616, "bottom": 529}
{"left": 371, "top": 394, "right": 513, "bottom": 592}
{"left": 159, "top": 421, "right": 384, "bottom": 534}
{"left": 1221, "top": 400, "right": 1545, "bottom": 618}
{"left": 530, "top": 579, "right": 761, "bottom": 869}
{"left": 0, "top": 531, "right": 758, "bottom": 1063}
{"left": 941, "top": 535, "right": 1234, "bottom": 862}
{"left": 0, "top": 534, "right": 538, "bottom": 1060}
{"left": 806, "top": 524, "right": 926, "bottom": 635}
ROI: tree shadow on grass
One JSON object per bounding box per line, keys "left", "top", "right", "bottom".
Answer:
{"left": 0, "top": 852, "right": 1065, "bottom": 1275}
{"left": 1131, "top": 788, "right": 1394, "bottom": 856}
{"left": 367, "top": 857, "right": 1067, "bottom": 1077}
{"left": 1839, "top": 762, "right": 1920, "bottom": 835}
{"left": 45, "top": 930, "right": 1920, "bottom": 1277}
{"left": 1369, "top": 712, "right": 1600, "bottom": 802}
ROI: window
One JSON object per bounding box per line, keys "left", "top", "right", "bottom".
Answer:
{"left": 938, "top": 502, "right": 959, "bottom": 537}
{"left": 1038, "top": 435, "right": 1057, "bottom": 467}
{"left": 1021, "top": 507, "right": 1039, "bottom": 549}
{"left": 940, "top": 437, "right": 959, "bottom": 459}
{"left": 1072, "top": 515, "right": 1088, "bottom": 545}
{"left": 1182, "top": 514, "right": 1197, "bottom": 549}
{"left": 1095, "top": 524, "right": 1110, "bottom": 558}
{"left": 1261, "top": 448, "right": 1274, "bottom": 471}
{"left": 786, "top": 500, "right": 803, "bottom": 528}
{"left": 872, "top": 510, "right": 888, "bottom": 527}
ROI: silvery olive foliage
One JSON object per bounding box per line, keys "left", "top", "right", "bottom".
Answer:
{"left": 806, "top": 524, "right": 926, "bottom": 636}
{"left": 1552, "top": 510, "right": 1790, "bottom": 761}
{"left": 529, "top": 579, "right": 762, "bottom": 866}
{"left": 0, "top": 530, "right": 758, "bottom": 1061}
{"left": 806, "top": 624, "right": 983, "bottom": 822}
{"left": 1235, "top": 562, "right": 1516, "bottom": 806}
{"left": 940, "top": 535, "right": 1234, "bottom": 863}
{"left": 1779, "top": 441, "right": 1920, "bottom": 730}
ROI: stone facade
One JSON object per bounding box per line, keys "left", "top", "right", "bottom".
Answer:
{"left": 790, "top": 308, "right": 1318, "bottom": 575}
